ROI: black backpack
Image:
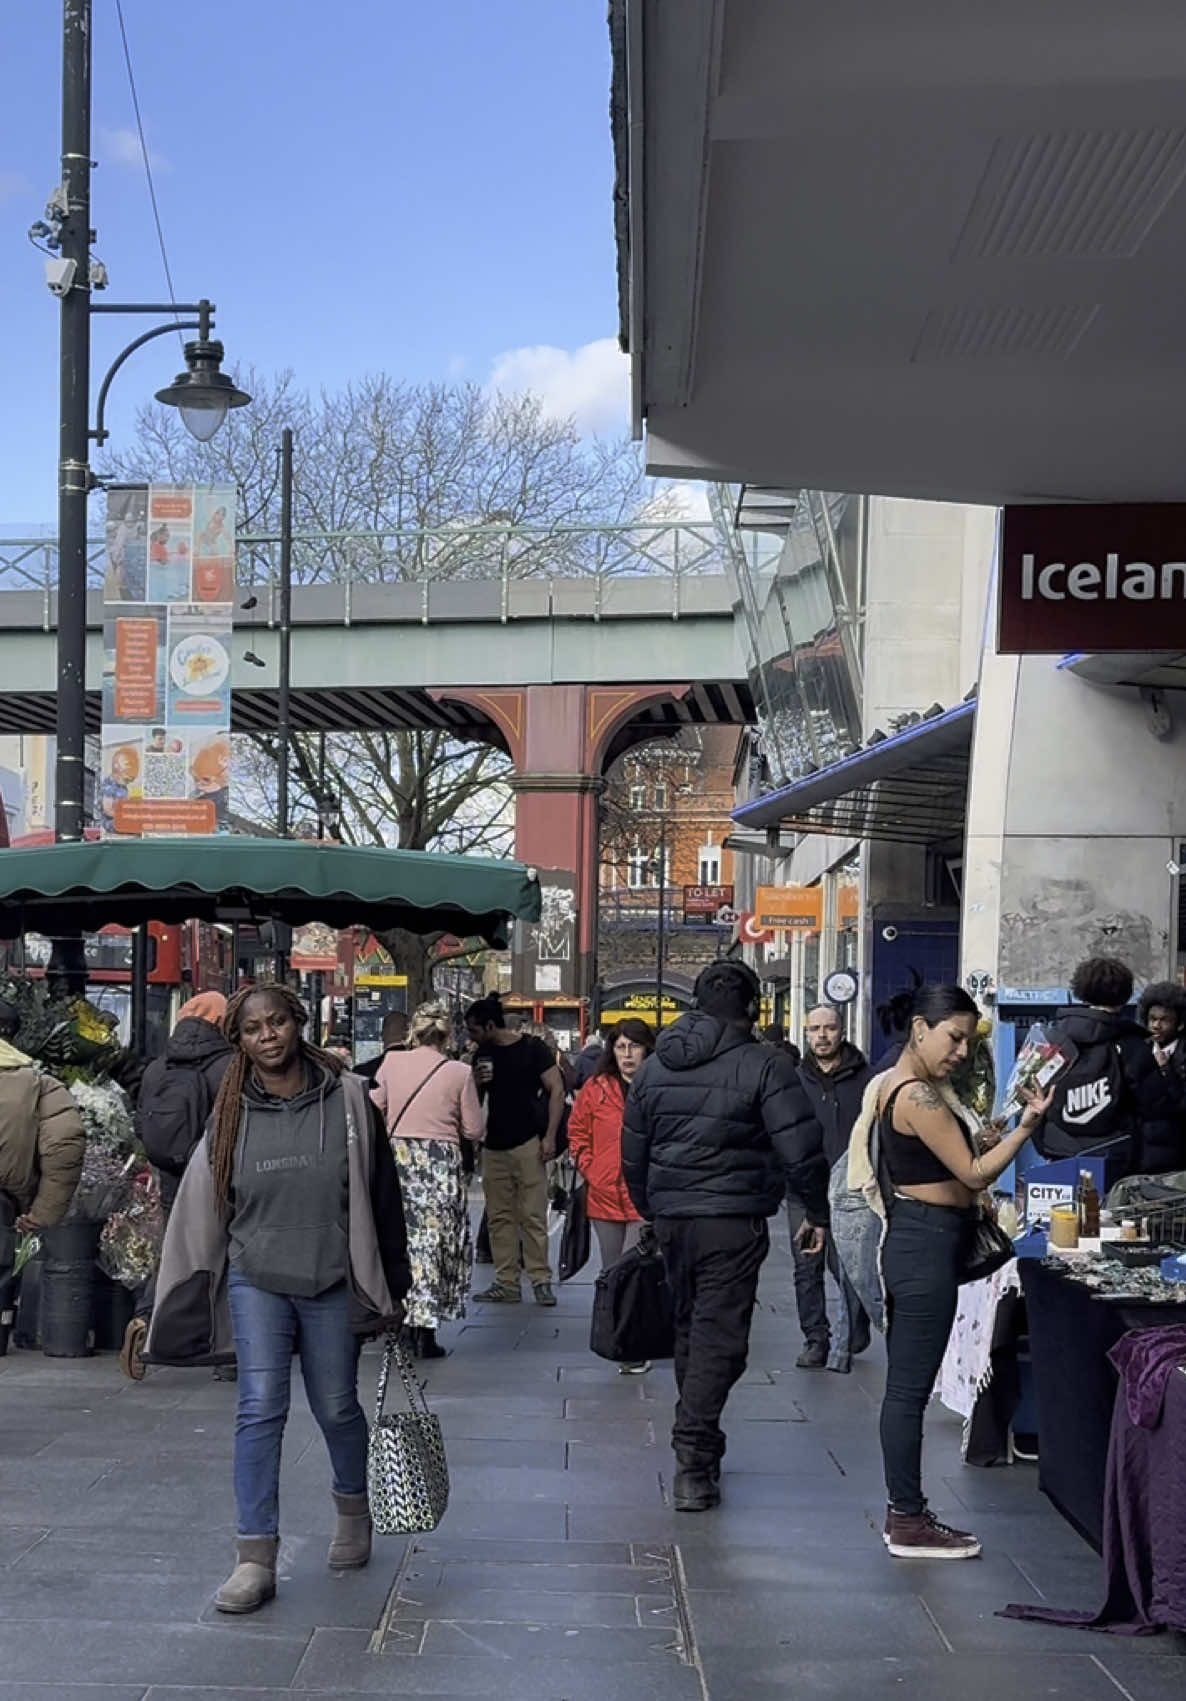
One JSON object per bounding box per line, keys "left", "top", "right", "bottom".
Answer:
{"left": 1036, "top": 1036, "right": 1130, "bottom": 1159}
{"left": 136, "top": 1060, "right": 218, "bottom": 1179}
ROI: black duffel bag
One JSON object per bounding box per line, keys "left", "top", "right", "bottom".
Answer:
{"left": 558, "top": 1178, "right": 591, "bottom": 1284}
{"left": 589, "top": 1233, "right": 675, "bottom": 1363}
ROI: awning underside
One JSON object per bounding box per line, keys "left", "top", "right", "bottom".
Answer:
{"left": 733, "top": 702, "right": 973, "bottom": 847}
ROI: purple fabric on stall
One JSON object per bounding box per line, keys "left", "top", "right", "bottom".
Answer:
{"left": 1000, "top": 1326, "right": 1186, "bottom": 1637}
{"left": 1109, "top": 1325, "right": 1186, "bottom": 1427}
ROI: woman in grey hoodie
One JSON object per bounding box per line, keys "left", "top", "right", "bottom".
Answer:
{"left": 147, "top": 983, "right": 410, "bottom": 1615}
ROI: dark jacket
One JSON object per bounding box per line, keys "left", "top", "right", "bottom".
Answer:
{"left": 1038, "top": 1006, "right": 1182, "bottom": 1175}
{"left": 572, "top": 1041, "right": 605, "bottom": 1091}
{"left": 797, "top": 1043, "right": 872, "bottom": 1170}
{"left": 621, "top": 1012, "right": 828, "bottom": 1224}
{"left": 145, "top": 1069, "right": 410, "bottom": 1367}
{"left": 135, "top": 1017, "right": 233, "bottom": 1211}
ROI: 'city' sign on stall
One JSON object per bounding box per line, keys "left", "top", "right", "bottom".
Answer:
{"left": 999, "top": 503, "right": 1186, "bottom": 653}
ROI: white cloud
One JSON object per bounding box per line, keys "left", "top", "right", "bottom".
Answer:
{"left": 488, "top": 337, "right": 629, "bottom": 436}
{"left": 100, "top": 127, "right": 170, "bottom": 173}
{"left": 0, "top": 170, "right": 29, "bottom": 205}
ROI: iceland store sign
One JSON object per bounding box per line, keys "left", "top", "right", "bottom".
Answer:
{"left": 998, "top": 504, "right": 1186, "bottom": 653}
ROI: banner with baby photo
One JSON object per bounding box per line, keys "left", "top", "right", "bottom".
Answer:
{"left": 100, "top": 484, "right": 234, "bottom": 837}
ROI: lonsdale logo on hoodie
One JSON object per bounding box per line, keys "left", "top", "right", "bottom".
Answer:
{"left": 1062, "top": 1077, "right": 1114, "bottom": 1126}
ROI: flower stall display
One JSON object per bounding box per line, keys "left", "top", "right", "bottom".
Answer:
{"left": 99, "top": 1166, "right": 163, "bottom": 1290}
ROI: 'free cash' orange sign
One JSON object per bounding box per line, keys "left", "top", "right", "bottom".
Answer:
{"left": 755, "top": 885, "right": 822, "bottom": 932}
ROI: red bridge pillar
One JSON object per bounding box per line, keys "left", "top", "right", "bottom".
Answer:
{"left": 435, "top": 683, "right": 689, "bottom": 1013}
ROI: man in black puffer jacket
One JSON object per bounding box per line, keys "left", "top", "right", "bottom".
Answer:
{"left": 622, "top": 962, "right": 827, "bottom": 1512}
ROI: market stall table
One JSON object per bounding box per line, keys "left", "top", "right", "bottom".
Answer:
{"left": 1018, "top": 1256, "right": 1186, "bottom": 1550}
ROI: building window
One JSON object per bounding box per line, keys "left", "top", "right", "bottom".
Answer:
{"left": 628, "top": 843, "right": 651, "bottom": 888}
{"left": 698, "top": 843, "right": 721, "bottom": 885}
{"left": 653, "top": 782, "right": 669, "bottom": 811}
{"left": 630, "top": 785, "right": 646, "bottom": 812}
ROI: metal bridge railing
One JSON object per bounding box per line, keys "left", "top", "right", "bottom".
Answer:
{"left": 0, "top": 520, "right": 740, "bottom": 630}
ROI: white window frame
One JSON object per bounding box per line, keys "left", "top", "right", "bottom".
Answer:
{"left": 698, "top": 843, "right": 721, "bottom": 885}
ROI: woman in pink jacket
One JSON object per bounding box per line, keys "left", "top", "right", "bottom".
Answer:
{"left": 568, "top": 1018, "right": 655, "bottom": 1371}
{"left": 371, "top": 1001, "right": 484, "bottom": 1358}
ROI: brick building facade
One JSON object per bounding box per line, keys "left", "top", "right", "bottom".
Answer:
{"left": 596, "top": 726, "right": 741, "bottom": 1022}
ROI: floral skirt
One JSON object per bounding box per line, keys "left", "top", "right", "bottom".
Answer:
{"left": 391, "top": 1137, "right": 473, "bottom": 1328}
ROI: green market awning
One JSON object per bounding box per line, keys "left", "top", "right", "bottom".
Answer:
{"left": 0, "top": 838, "right": 541, "bottom": 942}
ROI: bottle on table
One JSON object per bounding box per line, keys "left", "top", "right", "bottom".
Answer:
{"left": 1079, "top": 1171, "right": 1100, "bottom": 1239}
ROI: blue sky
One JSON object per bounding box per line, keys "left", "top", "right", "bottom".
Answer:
{"left": 1, "top": 0, "right": 631, "bottom": 526}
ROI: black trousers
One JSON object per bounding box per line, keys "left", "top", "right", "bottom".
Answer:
{"left": 785, "top": 1193, "right": 870, "bottom": 1358}
{"left": 654, "top": 1215, "right": 770, "bottom": 1468}
{"left": 879, "top": 1196, "right": 975, "bottom": 1515}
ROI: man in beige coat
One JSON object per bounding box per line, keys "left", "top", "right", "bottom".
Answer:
{"left": 0, "top": 1001, "right": 85, "bottom": 1231}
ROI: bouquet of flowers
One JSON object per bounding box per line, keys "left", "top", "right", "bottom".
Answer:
{"left": 63, "top": 1076, "right": 139, "bottom": 1221}
{"left": 99, "top": 1166, "right": 164, "bottom": 1289}
{"left": 950, "top": 1017, "right": 997, "bottom": 1121}
{"left": 1000, "top": 1023, "right": 1076, "bottom": 1121}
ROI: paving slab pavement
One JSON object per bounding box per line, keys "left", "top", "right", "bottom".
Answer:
{"left": 1, "top": 1230, "right": 1183, "bottom": 1698}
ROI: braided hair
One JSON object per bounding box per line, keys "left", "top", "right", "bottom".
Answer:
{"left": 210, "top": 982, "right": 346, "bottom": 1208}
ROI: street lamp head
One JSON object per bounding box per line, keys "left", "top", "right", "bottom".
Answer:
{"left": 155, "top": 337, "right": 251, "bottom": 442}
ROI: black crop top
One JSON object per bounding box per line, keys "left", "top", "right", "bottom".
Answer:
{"left": 879, "top": 1081, "right": 965, "bottom": 1187}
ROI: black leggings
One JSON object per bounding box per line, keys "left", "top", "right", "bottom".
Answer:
{"left": 879, "top": 1196, "right": 974, "bottom": 1515}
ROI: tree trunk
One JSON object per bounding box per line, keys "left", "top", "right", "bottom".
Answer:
{"left": 377, "top": 929, "right": 435, "bottom": 1010}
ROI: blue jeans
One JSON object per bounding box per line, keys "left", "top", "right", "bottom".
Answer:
{"left": 227, "top": 1268, "right": 367, "bottom": 1538}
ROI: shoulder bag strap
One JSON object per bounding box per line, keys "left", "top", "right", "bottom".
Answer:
{"left": 384, "top": 1056, "right": 449, "bottom": 1135}
{"left": 373, "top": 1328, "right": 433, "bottom": 1424}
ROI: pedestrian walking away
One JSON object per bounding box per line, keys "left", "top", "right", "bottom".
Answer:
{"left": 370, "top": 999, "right": 484, "bottom": 1359}
{"left": 353, "top": 1008, "right": 410, "bottom": 1085}
{"left": 622, "top": 961, "right": 828, "bottom": 1512}
{"left": 465, "top": 993, "right": 565, "bottom": 1307}
{"left": 792, "top": 1004, "right": 872, "bottom": 1372}
{"left": 121, "top": 990, "right": 232, "bottom": 1381}
{"left": 875, "top": 984, "right": 1049, "bottom": 1561}
{"left": 568, "top": 1017, "right": 655, "bottom": 1372}
{"left": 761, "top": 1023, "right": 801, "bottom": 1066}
{"left": 145, "top": 983, "right": 410, "bottom": 1615}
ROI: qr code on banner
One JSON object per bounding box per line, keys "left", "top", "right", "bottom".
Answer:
{"left": 143, "top": 754, "right": 188, "bottom": 798}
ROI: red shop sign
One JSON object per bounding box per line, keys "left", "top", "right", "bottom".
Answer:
{"left": 998, "top": 504, "right": 1186, "bottom": 654}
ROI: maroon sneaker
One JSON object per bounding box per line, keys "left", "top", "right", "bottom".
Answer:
{"left": 884, "top": 1506, "right": 981, "bottom": 1559}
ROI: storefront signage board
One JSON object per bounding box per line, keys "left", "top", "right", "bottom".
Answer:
{"left": 999, "top": 503, "right": 1186, "bottom": 653}
{"left": 682, "top": 883, "right": 735, "bottom": 922}
{"left": 755, "top": 884, "right": 822, "bottom": 932}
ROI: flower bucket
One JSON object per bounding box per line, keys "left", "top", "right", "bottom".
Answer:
{"left": 40, "top": 1218, "right": 103, "bottom": 1358}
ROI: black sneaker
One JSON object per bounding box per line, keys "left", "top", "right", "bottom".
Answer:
{"left": 796, "top": 1339, "right": 829, "bottom": 1369}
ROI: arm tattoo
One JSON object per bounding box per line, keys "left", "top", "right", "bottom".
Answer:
{"left": 905, "top": 1081, "right": 943, "bottom": 1112}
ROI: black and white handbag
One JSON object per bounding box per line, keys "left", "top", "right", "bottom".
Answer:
{"left": 366, "top": 1332, "right": 450, "bottom": 1535}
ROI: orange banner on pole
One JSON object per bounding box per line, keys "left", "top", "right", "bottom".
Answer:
{"left": 755, "top": 884, "right": 822, "bottom": 932}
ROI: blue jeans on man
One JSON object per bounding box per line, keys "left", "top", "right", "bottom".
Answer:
{"left": 227, "top": 1267, "right": 367, "bottom": 1537}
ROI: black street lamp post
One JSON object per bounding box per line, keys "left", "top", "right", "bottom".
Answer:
{"left": 52, "top": 0, "right": 249, "bottom": 845}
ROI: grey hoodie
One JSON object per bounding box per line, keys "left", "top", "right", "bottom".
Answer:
{"left": 228, "top": 1065, "right": 349, "bottom": 1298}
{"left": 145, "top": 1069, "right": 411, "bottom": 1367}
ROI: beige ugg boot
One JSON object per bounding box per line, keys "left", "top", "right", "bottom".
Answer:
{"left": 328, "top": 1491, "right": 372, "bottom": 1570}
{"left": 214, "top": 1536, "right": 279, "bottom": 1613}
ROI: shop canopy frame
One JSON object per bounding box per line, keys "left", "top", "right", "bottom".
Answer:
{"left": 0, "top": 838, "right": 541, "bottom": 942}
{"left": 732, "top": 699, "right": 974, "bottom": 848}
